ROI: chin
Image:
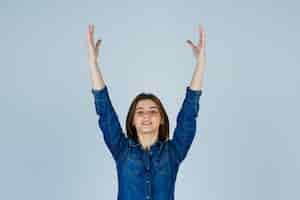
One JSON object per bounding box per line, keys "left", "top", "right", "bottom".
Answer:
{"left": 140, "top": 130, "right": 153, "bottom": 134}
{"left": 140, "top": 129, "right": 155, "bottom": 134}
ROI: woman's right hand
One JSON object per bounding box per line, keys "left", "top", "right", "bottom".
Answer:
{"left": 87, "top": 24, "right": 102, "bottom": 66}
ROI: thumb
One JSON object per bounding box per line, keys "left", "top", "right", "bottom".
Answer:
{"left": 186, "top": 40, "right": 195, "bottom": 49}
{"left": 95, "top": 39, "right": 102, "bottom": 49}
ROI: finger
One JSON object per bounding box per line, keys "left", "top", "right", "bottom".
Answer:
{"left": 95, "top": 39, "right": 102, "bottom": 49}
{"left": 90, "top": 24, "right": 94, "bottom": 43}
{"left": 186, "top": 40, "right": 196, "bottom": 49}
{"left": 87, "top": 24, "right": 92, "bottom": 44}
{"left": 198, "top": 25, "right": 206, "bottom": 49}
{"left": 202, "top": 29, "right": 206, "bottom": 49}
{"left": 87, "top": 24, "right": 95, "bottom": 48}
{"left": 88, "top": 24, "right": 94, "bottom": 33}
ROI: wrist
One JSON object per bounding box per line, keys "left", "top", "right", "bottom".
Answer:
{"left": 89, "top": 61, "right": 99, "bottom": 68}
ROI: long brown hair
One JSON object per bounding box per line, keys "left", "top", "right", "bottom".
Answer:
{"left": 126, "top": 92, "right": 169, "bottom": 143}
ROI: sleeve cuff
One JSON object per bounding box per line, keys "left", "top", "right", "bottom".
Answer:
{"left": 91, "top": 86, "right": 109, "bottom": 101}
{"left": 185, "top": 86, "right": 202, "bottom": 102}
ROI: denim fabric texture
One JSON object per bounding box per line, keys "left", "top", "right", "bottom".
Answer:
{"left": 91, "top": 86, "right": 202, "bottom": 200}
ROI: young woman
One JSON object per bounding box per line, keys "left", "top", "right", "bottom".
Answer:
{"left": 87, "top": 24, "right": 206, "bottom": 200}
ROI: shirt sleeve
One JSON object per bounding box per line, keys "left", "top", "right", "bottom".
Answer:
{"left": 91, "top": 86, "right": 127, "bottom": 162}
{"left": 170, "top": 86, "right": 202, "bottom": 163}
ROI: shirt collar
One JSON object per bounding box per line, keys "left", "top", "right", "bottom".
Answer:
{"left": 128, "top": 138, "right": 165, "bottom": 154}
{"left": 128, "top": 138, "right": 140, "bottom": 147}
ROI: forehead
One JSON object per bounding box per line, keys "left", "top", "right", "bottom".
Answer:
{"left": 135, "top": 99, "right": 158, "bottom": 109}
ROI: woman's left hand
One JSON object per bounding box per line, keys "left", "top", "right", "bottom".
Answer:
{"left": 186, "top": 24, "right": 206, "bottom": 64}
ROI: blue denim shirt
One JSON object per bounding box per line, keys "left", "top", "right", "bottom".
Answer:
{"left": 91, "top": 86, "right": 202, "bottom": 200}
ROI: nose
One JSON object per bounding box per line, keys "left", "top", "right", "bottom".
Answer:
{"left": 142, "top": 111, "right": 153, "bottom": 119}
{"left": 143, "top": 113, "right": 150, "bottom": 119}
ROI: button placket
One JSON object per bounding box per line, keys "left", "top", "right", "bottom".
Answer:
{"left": 145, "top": 171, "right": 152, "bottom": 200}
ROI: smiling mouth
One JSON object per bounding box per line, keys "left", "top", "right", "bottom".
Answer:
{"left": 142, "top": 123, "right": 152, "bottom": 126}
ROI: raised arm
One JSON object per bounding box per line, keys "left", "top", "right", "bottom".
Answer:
{"left": 171, "top": 24, "right": 206, "bottom": 163}
{"left": 171, "top": 87, "right": 202, "bottom": 163}
{"left": 91, "top": 86, "right": 127, "bottom": 162}
{"left": 88, "top": 24, "right": 127, "bottom": 161}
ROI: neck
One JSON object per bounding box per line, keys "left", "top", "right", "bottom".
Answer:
{"left": 137, "top": 132, "right": 158, "bottom": 150}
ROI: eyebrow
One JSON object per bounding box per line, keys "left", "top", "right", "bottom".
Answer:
{"left": 135, "top": 106, "right": 158, "bottom": 110}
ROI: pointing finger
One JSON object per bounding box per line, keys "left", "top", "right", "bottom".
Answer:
{"left": 87, "top": 24, "right": 95, "bottom": 48}
{"left": 198, "top": 25, "right": 206, "bottom": 49}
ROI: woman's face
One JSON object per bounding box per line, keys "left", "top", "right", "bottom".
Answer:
{"left": 132, "top": 99, "right": 163, "bottom": 137}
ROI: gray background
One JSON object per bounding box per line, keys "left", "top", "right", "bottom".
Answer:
{"left": 1, "top": 0, "right": 299, "bottom": 199}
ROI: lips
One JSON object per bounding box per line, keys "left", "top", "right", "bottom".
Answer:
{"left": 142, "top": 123, "right": 152, "bottom": 125}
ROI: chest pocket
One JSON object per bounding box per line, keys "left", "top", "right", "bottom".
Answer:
{"left": 153, "top": 156, "right": 171, "bottom": 176}
{"left": 126, "top": 154, "right": 145, "bottom": 176}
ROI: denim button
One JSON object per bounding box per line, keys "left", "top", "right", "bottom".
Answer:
{"left": 146, "top": 196, "right": 150, "bottom": 200}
